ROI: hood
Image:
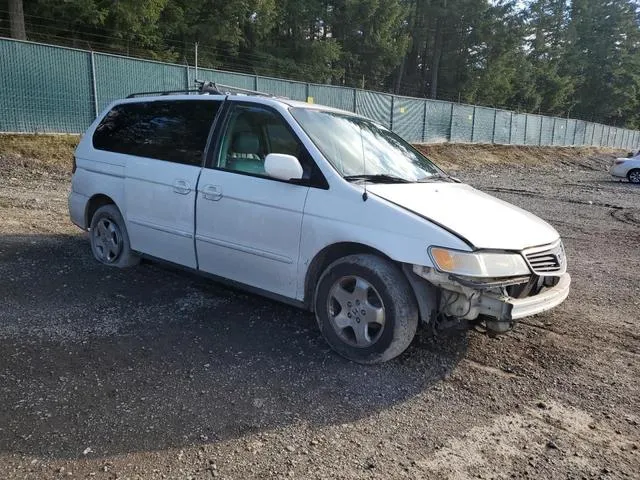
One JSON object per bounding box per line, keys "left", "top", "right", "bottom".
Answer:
{"left": 367, "top": 182, "right": 559, "bottom": 251}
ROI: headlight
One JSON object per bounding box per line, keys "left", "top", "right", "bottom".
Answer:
{"left": 428, "top": 246, "right": 530, "bottom": 277}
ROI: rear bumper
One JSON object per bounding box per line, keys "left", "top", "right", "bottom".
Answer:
{"left": 68, "top": 191, "right": 88, "bottom": 230}
{"left": 610, "top": 165, "right": 628, "bottom": 178}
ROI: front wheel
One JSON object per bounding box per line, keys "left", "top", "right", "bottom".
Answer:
{"left": 314, "top": 254, "right": 418, "bottom": 364}
{"left": 628, "top": 169, "right": 640, "bottom": 184}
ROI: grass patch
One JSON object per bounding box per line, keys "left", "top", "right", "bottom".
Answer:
{"left": 0, "top": 133, "right": 628, "bottom": 177}
{"left": 414, "top": 143, "right": 627, "bottom": 170}
{"left": 0, "top": 134, "right": 80, "bottom": 177}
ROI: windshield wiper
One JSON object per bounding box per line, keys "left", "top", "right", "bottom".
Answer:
{"left": 417, "top": 173, "right": 453, "bottom": 183}
{"left": 344, "top": 174, "right": 413, "bottom": 184}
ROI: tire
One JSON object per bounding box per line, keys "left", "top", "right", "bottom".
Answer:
{"left": 314, "top": 254, "right": 418, "bottom": 364}
{"left": 627, "top": 169, "right": 640, "bottom": 184}
{"left": 89, "top": 204, "right": 139, "bottom": 268}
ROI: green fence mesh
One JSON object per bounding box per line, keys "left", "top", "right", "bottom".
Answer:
{"left": 525, "top": 115, "right": 542, "bottom": 145}
{"left": 472, "top": 107, "right": 495, "bottom": 143}
{"left": 95, "top": 54, "right": 186, "bottom": 113}
{"left": 392, "top": 97, "right": 425, "bottom": 142}
{"left": 493, "top": 111, "right": 511, "bottom": 144}
{"left": 196, "top": 68, "right": 255, "bottom": 91}
{"left": 356, "top": 91, "right": 392, "bottom": 129}
{"left": 1, "top": 37, "right": 638, "bottom": 149}
{"left": 450, "top": 105, "right": 474, "bottom": 142}
{"left": 0, "top": 40, "right": 94, "bottom": 133}
{"left": 307, "top": 84, "right": 354, "bottom": 111}
{"left": 511, "top": 114, "right": 527, "bottom": 144}
{"left": 424, "top": 101, "right": 452, "bottom": 143}
{"left": 566, "top": 120, "right": 577, "bottom": 145}
{"left": 257, "top": 77, "right": 307, "bottom": 101}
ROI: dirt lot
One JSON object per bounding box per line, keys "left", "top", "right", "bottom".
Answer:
{"left": 1, "top": 137, "right": 639, "bottom": 479}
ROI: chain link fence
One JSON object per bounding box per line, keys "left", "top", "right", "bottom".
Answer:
{"left": 1, "top": 37, "right": 639, "bottom": 149}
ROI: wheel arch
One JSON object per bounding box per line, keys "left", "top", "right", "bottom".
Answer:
{"left": 85, "top": 194, "right": 118, "bottom": 228}
{"left": 303, "top": 242, "right": 436, "bottom": 324}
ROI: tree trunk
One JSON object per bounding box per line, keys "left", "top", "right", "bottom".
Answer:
{"left": 430, "top": 0, "right": 447, "bottom": 99}
{"left": 430, "top": 23, "right": 442, "bottom": 99}
{"left": 8, "top": 0, "right": 27, "bottom": 40}
{"left": 394, "top": 54, "right": 406, "bottom": 94}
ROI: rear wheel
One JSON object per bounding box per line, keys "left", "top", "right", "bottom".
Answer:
{"left": 314, "top": 254, "right": 418, "bottom": 364}
{"left": 628, "top": 169, "right": 640, "bottom": 184}
{"left": 89, "top": 204, "right": 139, "bottom": 268}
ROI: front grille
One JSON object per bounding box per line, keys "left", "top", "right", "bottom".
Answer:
{"left": 524, "top": 241, "right": 566, "bottom": 275}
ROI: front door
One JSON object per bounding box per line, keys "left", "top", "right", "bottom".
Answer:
{"left": 195, "top": 102, "right": 317, "bottom": 299}
{"left": 95, "top": 99, "right": 223, "bottom": 267}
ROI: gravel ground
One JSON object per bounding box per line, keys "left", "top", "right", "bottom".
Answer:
{"left": 0, "top": 148, "right": 639, "bottom": 479}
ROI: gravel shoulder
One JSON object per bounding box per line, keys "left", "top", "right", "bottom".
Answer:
{"left": 0, "top": 144, "right": 638, "bottom": 479}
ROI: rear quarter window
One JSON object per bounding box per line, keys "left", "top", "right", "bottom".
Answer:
{"left": 92, "top": 100, "right": 221, "bottom": 166}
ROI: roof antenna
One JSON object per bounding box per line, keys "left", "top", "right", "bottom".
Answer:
{"left": 360, "top": 124, "right": 368, "bottom": 202}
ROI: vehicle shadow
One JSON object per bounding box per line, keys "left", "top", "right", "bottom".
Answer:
{"left": 0, "top": 234, "right": 468, "bottom": 459}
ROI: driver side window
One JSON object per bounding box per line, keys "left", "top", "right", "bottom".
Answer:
{"left": 217, "top": 104, "right": 307, "bottom": 178}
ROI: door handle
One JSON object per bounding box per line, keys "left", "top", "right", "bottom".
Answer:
{"left": 202, "top": 184, "right": 222, "bottom": 201}
{"left": 173, "top": 179, "right": 191, "bottom": 195}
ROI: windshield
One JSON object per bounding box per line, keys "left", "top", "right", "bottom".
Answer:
{"left": 290, "top": 107, "right": 445, "bottom": 182}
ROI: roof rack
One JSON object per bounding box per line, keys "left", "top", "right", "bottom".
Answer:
{"left": 126, "top": 80, "right": 286, "bottom": 99}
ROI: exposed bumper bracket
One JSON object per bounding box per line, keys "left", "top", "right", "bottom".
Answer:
{"left": 413, "top": 265, "right": 571, "bottom": 323}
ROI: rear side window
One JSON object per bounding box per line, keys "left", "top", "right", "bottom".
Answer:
{"left": 93, "top": 100, "right": 221, "bottom": 166}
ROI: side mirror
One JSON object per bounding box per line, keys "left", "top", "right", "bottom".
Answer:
{"left": 264, "top": 153, "right": 304, "bottom": 181}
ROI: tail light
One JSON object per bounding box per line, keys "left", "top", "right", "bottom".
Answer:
{"left": 72, "top": 156, "right": 77, "bottom": 173}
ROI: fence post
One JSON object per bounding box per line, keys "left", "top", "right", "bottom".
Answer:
{"left": 422, "top": 100, "right": 427, "bottom": 143}
{"left": 539, "top": 117, "right": 543, "bottom": 145}
{"left": 470, "top": 106, "right": 477, "bottom": 143}
{"left": 449, "top": 103, "right": 455, "bottom": 142}
{"left": 90, "top": 51, "right": 99, "bottom": 118}
{"left": 390, "top": 95, "right": 395, "bottom": 131}
{"left": 508, "top": 112, "right": 513, "bottom": 144}
{"left": 491, "top": 109, "right": 497, "bottom": 144}
{"left": 353, "top": 89, "right": 357, "bottom": 113}
{"left": 254, "top": 75, "right": 259, "bottom": 91}
{"left": 572, "top": 121, "right": 577, "bottom": 146}
{"left": 523, "top": 114, "right": 528, "bottom": 146}
{"left": 184, "top": 65, "right": 189, "bottom": 89}
{"left": 550, "top": 118, "right": 556, "bottom": 145}
{"left": 563, "top": 118, "right": 568, "bottom": 145}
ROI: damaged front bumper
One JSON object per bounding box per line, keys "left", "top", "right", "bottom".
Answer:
{"left": 413, "top": 265, "right": 571, "bottom": 331}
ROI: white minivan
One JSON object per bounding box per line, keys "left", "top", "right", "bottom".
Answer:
{"left": 69, "top": 86, "right": 571, "bottom": 363}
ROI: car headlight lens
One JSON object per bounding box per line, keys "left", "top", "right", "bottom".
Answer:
{"left": 428, "top": 246, "right": 530, "bottom": 277}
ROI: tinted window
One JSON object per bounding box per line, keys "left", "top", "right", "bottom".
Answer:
{"left": 93, "top": 100, "right": 221, "bottom": 166}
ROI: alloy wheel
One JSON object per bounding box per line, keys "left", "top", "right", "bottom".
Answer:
{"left": 326, "top": 275, "right": 386, "bottom": 348}
{"left": 92, "top": 217, "right": 123, "bottom": 263}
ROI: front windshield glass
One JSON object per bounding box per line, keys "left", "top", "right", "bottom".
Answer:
{"left": 290, "top": 107, "right": 444, "bottom": 182}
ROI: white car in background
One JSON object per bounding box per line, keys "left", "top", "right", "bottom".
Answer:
{"left": 68, "top": 84, "right": 571, "bottom": 364}
{"left": 610, "top": 155, "right": 640, "bottom": 183}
